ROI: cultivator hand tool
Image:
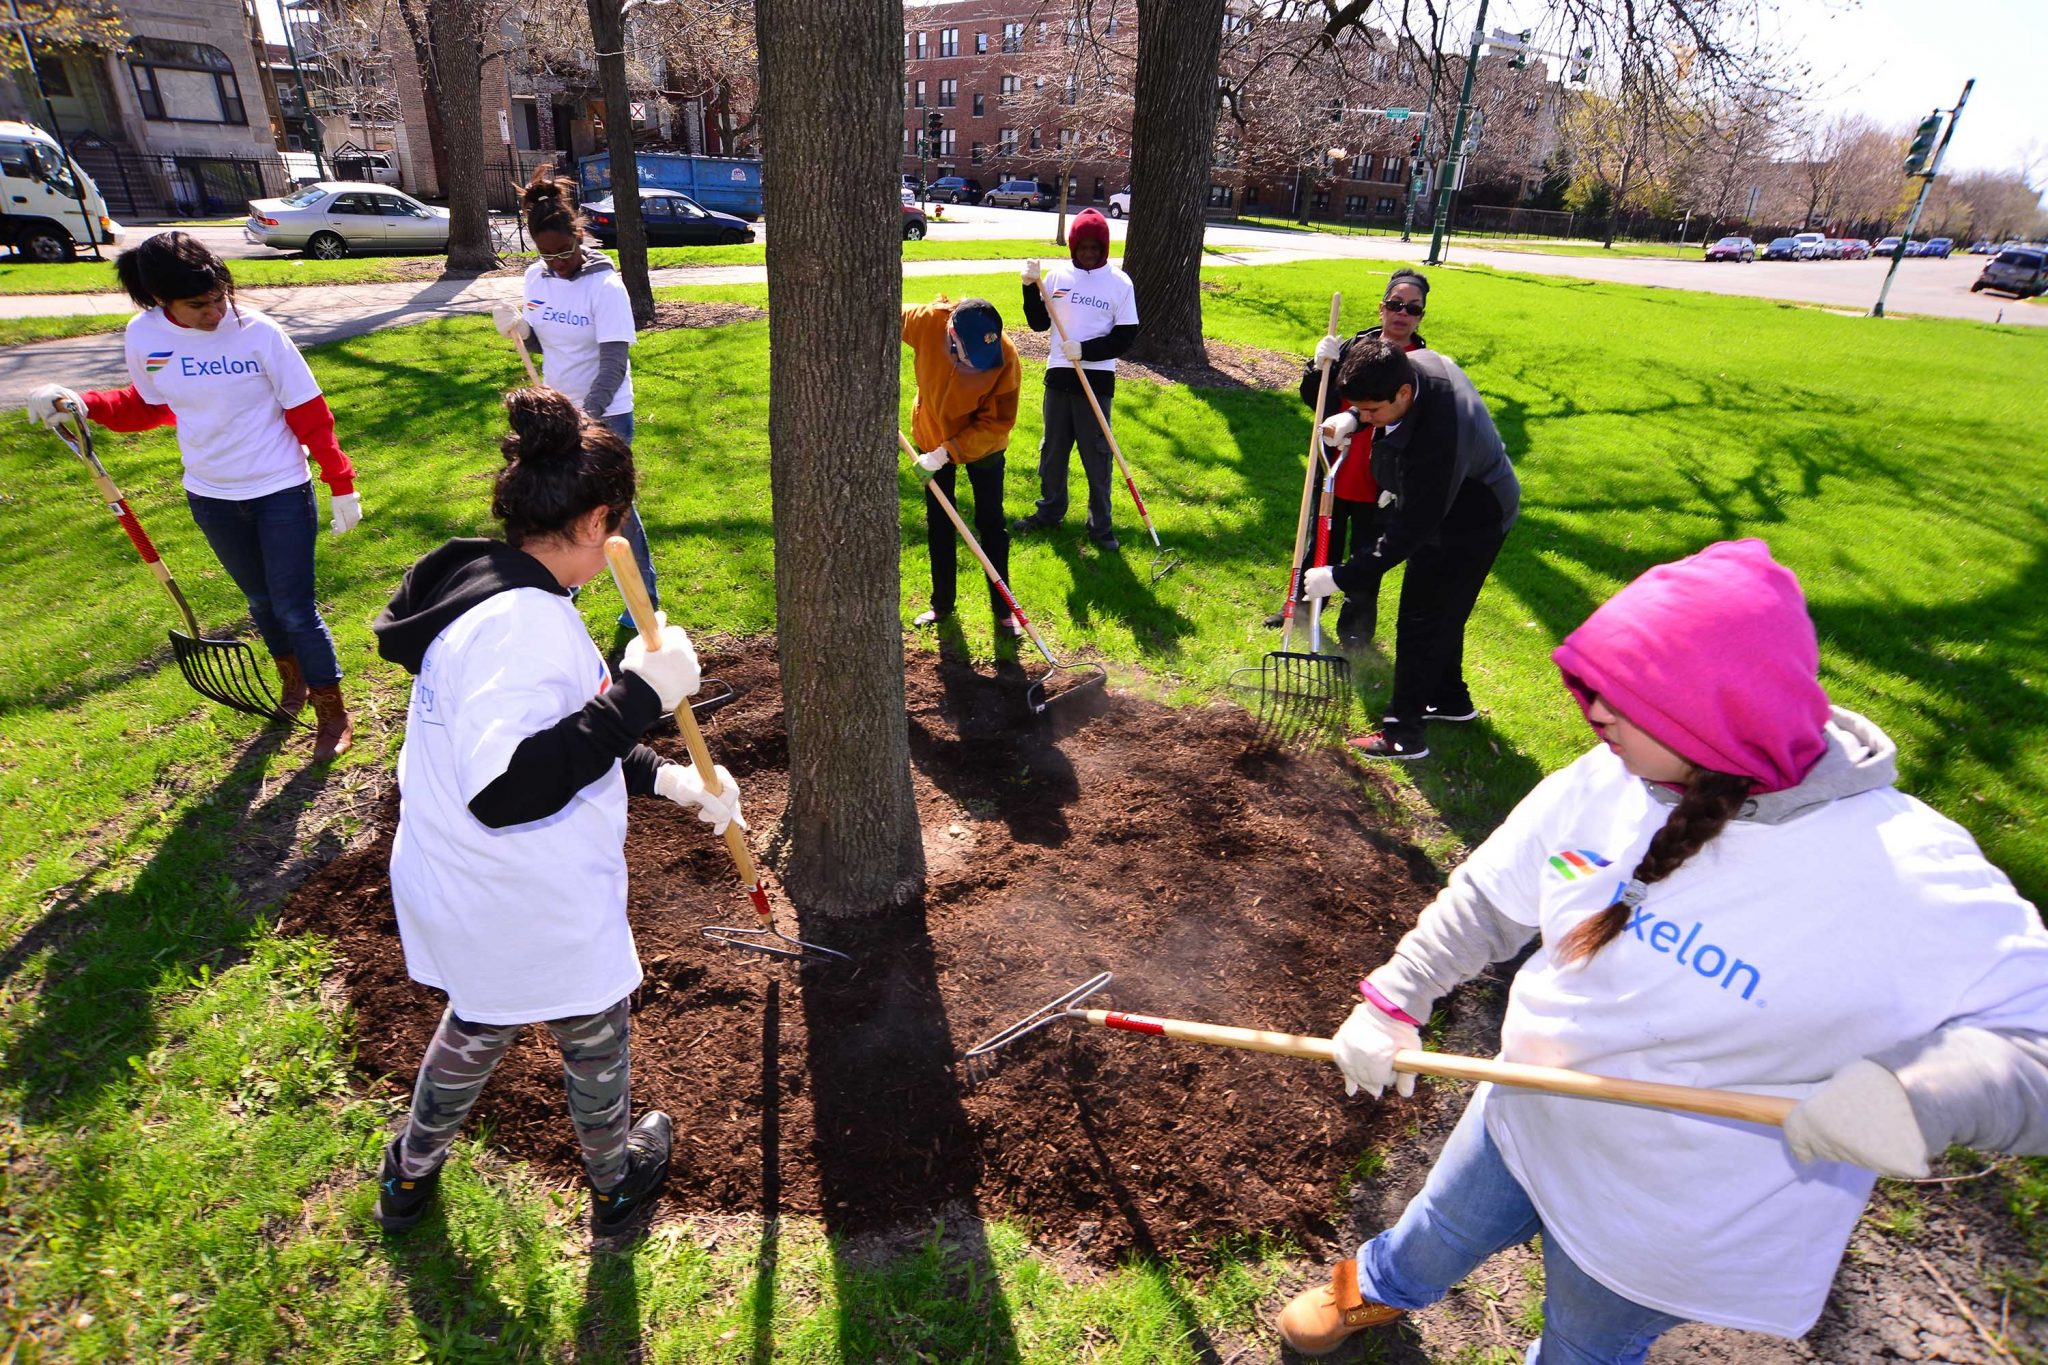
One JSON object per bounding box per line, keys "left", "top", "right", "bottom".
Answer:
{"left": 1032, "top": 276, "right": 1179, "bottom": 581}
{"left": 606, "top": 537, "right": 848, "bottom": 966}
{"left": 48, "top": 399, "right": 303, "bottom": 726}
{"left": 964, "top": 975, "right": 1799, "bottom": 1127}
{"left": 961, "top": 972, "right": 1113, "bottom": 1083}
{"left": 898, "top": 432, "right": 1106, "bottom": 716}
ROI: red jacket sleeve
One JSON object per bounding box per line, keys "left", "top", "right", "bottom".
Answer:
{"left": 283, "top": 395, "right": 355, "bottom": 494}
{"left": 81, "top": 385, "right": 175, "bottom": 433}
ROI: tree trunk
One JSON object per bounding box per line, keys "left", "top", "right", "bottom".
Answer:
{"left": 426, "top": 0, "right": 493, "bottom": 270}
{"left": 1122, "top": 0, "right": 1224, "bottom": 367}
{"left": 588, "top": 0, "right": 654, "bottom": 326}
{"left": 395, "top": 0, "right": 449, "bottom": 195}
{"left": 755, "top": 0, "right": 923, "bottom": 917}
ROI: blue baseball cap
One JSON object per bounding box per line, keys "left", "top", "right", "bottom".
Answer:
{"left": 949, "top": 298, "right": 1004, "bottom": 371}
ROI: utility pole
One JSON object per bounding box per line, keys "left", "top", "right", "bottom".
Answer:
{"left": 1425, "top": 0, "right": 1487, "bottom": 266}
{"left": 4, "top": 0, "right": 103, "bottom": 258}
{"left": 1872, "top": 78, "right": 1972, "bottom": 319}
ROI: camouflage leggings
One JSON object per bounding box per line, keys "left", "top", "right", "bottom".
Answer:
{"left": 396, "top": 997, "right": 634, "bottom": 1189}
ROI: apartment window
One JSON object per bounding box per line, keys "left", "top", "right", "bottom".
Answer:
{"left": 1068, "top": 176, "right": 1080, "bottom": 199}
{"left": 1002, "top": 22, "right": 1023, "bottom": 53}
{"left": 914, "top": 80, "right": 925, "bottom": 108}
{"left": 1524, "top": 96, "right": 1540, "bottom": 116}
{"left": 1037, "top": 20, "right": 1048, "bottom": 43}
{"left": 939, "top": 129, "right": 956, "bottom": 156}
{"left": 972, "top": 92, "right": 985, "bottom": 116}
{"left": 1064, "top": 18, "right": 1078, "bottom": 47}
{"left": 1092, "top": 176, "right": 1104, "bottom": 201}
{"left": 1062, "top": 77, "right": 1077, "bottom": 106}
{"left": 1028, "top": 127, "right": 1040, "bottom": 150}
{"left": 1106, "top": 15, "right": 1119, "bottom": 36}
{"left": 1345, "top": 194, "right": 1366, "bottom": 215}
{"left": 999, "top": 75, "right": 1019, "bottom": 101}
{"left": 1358, "top": 153, "right": 1375, "bottom": 179}
{"left": 1207, "top": 184, "right": 1234, "bottom": 208}
{"left": 1312, "top": 187, "right": 1330, "bottom": 210}
{"left": 1384, "top": 158, "right": 1404, "bottom": 183}
{"left": 903, "top": 32, "right": 910, "bottom": 60}
{"left": 902, "top": 80, "right": 909, "bottom": 107}
{"left": 1377, "top": 197, "right": 1397, "bottom": 214}
{"left": 36, "top": 59, "right": 72, "bottom": 98}
{"left": 971, "top": 141, "right": 984, "bottom": 165}
{"left": 975, "top": 31, "right": 988, "bottom": 54}
{"left": 939, "top": 79, "right": 956, "bottom": 108}
{"left": 902, "top": 126, "right": 912, "bottom": 152}
{"left": 941, "top": 28, "right": 958, "bottom": 57}
{"left": 127, "top": 38, "right": 247, "bottom": 125}
{"left": 1058, "top": 128, "right": 1077, "bottom": 150}
{"left": 1243, "top": 182, "right": 1260, "bottom": 206}
{"left": 915, "top": 32, "right": 927, "bottom": 59}
{"left": 997, "top": 127, "right": 1018, "bottom": 156}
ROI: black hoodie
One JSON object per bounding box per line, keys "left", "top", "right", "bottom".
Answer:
{"left": 373, "top": 538, "right": 667, "bottom": 828}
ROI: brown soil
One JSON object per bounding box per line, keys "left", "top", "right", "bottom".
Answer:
{"left": 1006, "top": 327, "right": 1306, "bottom": 391}
{"left": 645, "top": 299, "right": 768, "bottom": 330}
{"left": 278, "top": 636, "right": 1449, "bottom": 1261}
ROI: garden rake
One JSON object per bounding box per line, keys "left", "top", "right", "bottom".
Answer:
{"left": 47, "top": 399, "right": 302, "bottom": 726}
{"left": 606, "top": 537, "right": 848, "bottom": 966}
{"left": 1031, "top": 274, "right": 1179, "bottom": 581}
{"left": 513, "top": 331, "right": 542, "bottom": 387}
{"left": 964, "top": 973, "right": 1800, "bottom": 1128}
{"left": 898, "top": 432, "right": 1106, "bottom": 717}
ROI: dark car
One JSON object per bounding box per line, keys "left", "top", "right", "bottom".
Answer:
{"left": 1971, "top": 247, "right": 2047, "bottom": 297}
{"left": 582, "top": 189, "right": 753, "bottom": 246}
{"left": 1920, "top": 237, "right": 1954, "bottom": 259}
{"left": 902, "top": 200, "right": 927, "bottom": 240}
{"left": 927, "top": 176, "right": 984, "bottom": 204}
{"left": 983, "top": 178, "right": 1054, "bottom": 209}
{"left": 1704, "top": 235, "right": 1756, "bottom": 262}
{"left": 1762, "top": 236, "right": 1801, "bottom": 261}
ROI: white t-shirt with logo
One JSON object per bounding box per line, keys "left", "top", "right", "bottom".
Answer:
{"left": 1041, "top": 261, "right": 1138, "bottom": 374}
{"left": 1458, "top": 745, "right": 2048, "bottom": 1337}
{"left": 388, "top": 586, "right": 640, "bottom": 1025}
{"left": 522, "top": 260, "right": 635, "bottom": 417}
{"left": 124, "top": 306, "right": 322, "bottom": 500}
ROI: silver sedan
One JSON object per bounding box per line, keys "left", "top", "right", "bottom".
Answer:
{"left": 243, "top": 181, "right": 450, "bottom": 259}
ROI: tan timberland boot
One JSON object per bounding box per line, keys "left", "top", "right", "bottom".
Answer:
{"left": 308, "top": 684, "right": 353, "bottom": 761}
{"left": 272, "top": 654, "right": 309, "bottom": 718}
{"left": 1275, "top": 1258, "right": 1405, "bottom": 1356}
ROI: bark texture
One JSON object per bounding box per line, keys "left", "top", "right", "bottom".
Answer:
{"left": 587, "top": 0, "right": 654, "bottom": 326}
{"left": 1123, "top": 0, "right": 1226, "bottom": 366}
{"left": 425, "top": 0, "right": 495, "bottom": 270}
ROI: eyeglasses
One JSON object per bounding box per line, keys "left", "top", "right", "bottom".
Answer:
{"left": 1381, "top": 299, "right": 1425, "bottom": 317}
{"left": 538, "top": 244, "right": 583, "bottom": 262}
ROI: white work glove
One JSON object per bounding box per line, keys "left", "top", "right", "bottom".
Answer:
{"left": 1319, "top": 411, "right": 1360, "bottom": 446}
{"left": 1377, "top": 489, "right": 1396, "bottom": 509}
{"left": 328, "top": 491, "right": 362, "bottom": 536}
{"left": 1021, "top": 259, "right": 1042, "bottom": 285}
{"left": 620, "top": 614, "right": 702, "bottom": 711}
{"left": 26, "top": 382, "right": 84, "bottom": 431}
{"left": 1060, "top": 337, "right": 1083, "bottom": 363}
{"left": 1313, "top": 334, "right": 1344, "bottom": 369}
{"left": 491, "top": 301, "right": 531, "bottom": 341}
{"left": 1332, "top": 998, "right": 1421, "bottom": 1099}
{"left": 917, "top": 446, "right": 950, "bottom": 473}
{"left": 1784, "top": 1059, "right": 1930, "bottom": 1178}
{"left": 1302, "top": 565, "right": 1338, "bottom": 599}
{"left": 654, "top": 762, "right": 745, "bottom": 835}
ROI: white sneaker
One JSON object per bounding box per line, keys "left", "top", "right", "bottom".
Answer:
{"left": 913, "top": 608, "right": 948, "bottom": 627}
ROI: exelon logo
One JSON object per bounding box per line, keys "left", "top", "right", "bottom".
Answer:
{"left": 173, "top": 355, "right": 262, "bottom": 378}
{"left": 1622, "top": 905, "right": 1766, "bottom": 1003}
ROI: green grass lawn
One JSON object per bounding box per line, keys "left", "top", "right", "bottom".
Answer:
{"left": 0, "top": 312, "right": 130, "bottom": 346}
{"left": 1, "top": 259, "right": 2043, "bottom": 1360}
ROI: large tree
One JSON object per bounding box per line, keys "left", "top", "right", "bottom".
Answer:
{"left": 755, "top": 0, "right": 923, "bottom": 915}
{"left": 585, "top": 0, "right": 653, "bottom": 325}
{"left": 395, "top": 0, "right": 498, "bottom": 269}
{"left": 1122, "top": 0, "right": 1225, "bottom": 366}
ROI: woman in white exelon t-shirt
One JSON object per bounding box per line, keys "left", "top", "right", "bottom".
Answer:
{"left": 1276, "top": 539, "right": 2048, "bottom": 1361}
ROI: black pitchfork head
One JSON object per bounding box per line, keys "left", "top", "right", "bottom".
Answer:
{"left": 1228, "top": 649, "right": 1353, "bottom": 747}
{"left": 170, "top": 629, "right": 304, "bottom": 725}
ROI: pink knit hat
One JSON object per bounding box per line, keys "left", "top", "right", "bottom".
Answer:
{"left": 1550, "top": 539, "right": 1830, "bottom": 793}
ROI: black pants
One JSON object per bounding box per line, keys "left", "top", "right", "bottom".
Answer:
{"left": 1032, "top": 382, "right": 1116, "bottom": 539}
{"left": 1325, "top": 495, "right": 1381, "bottom": 643}
{"left": 1384, "top": 522, "right": 1509, "bottom": 723}
{"left": 924, "top": 451, "right": 1009, "bottom": 618}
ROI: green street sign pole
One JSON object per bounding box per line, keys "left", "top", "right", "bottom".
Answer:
{"left": 1872, "top": 78, "right": 1972, "bottom": 319}
{"left": 1426, "top": 0, "right": 1487, "bottom": 266}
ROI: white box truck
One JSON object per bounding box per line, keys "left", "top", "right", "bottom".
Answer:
{"left": 0, "top": 121, "right": 122, "bottom": 262}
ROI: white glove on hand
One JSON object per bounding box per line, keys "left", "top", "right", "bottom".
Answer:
{"left": 1302, "top": 566, "right": 1338, "bottom": 599}
{"left": 1313, "top": 334, "right": 1344, "bottom": 369}
{"left": 491, "top": 302, "right": 531, "bottom": 341}
{"left": 1060, "top": 338, "right": 1083, "bottom": 363}
{"left": 1377, "top": 489, "right": 1396, "bottom": 509}
{"left": 1319, "top": 411, "right": 1360, "bottom": 446}
{"left": 917, "top": 446, "right": 950, "bottom": 473}
{"left": 26, "top": 383, "right": 84, "bottom": 431}
{"left": 1332, "top": 999, "right": 1420, "bottom": 1099}
{"left": 1022, "top": 259, "right": 1042, "bottom": 285}
{"left": 1784, "top": 1059, "right": 1930, "bottom": 1177}
{"left": 328, "top": 491, "right": 362, "bottom": 536}
{"left": 620, "top": 615, "right": 702, "bottom": 711}
{"left": 654, "top": 762, "right": 745, "bottom": 835}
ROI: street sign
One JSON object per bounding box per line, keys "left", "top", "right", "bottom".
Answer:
{"left": 497, "top": 109, "right": 510, "bottom": 145}
{"left": 630, "top": 101, "right": 647, "bottom": 121}
{"left": 1385, "top": 107, "right": 1409, "bottom": 121}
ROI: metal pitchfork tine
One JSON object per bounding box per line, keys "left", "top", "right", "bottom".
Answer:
{"left": 47, "top": 400, "right": 303, "bottom": 726}
{"left": 604, "top": 537, "right": 849, "bottom": 966}
{"left": 898, "top": 432, "right": 1107, "bottom": 716}
{"left": 961, "top": 971, "right": 1114, "bottom": 1082}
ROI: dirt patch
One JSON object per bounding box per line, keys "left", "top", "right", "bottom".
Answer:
{"left": 278, "top": 635, "right": 1449, "bottom": 1261}
{"left": 645, "top": 299, "right": 768, "bottom": 331}
{"left": 1006, "top": 328, "right": 1304, "bottom": 391}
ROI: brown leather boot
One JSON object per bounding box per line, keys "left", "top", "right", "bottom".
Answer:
{"left": 272, "top": 654, "right": 309, "bottom": 718}
{"left": 308, "top": 684, "right": 353, "bottom": 761}
{"left": 1275, "top": 1258, "right": 1404, "bottom": 1356}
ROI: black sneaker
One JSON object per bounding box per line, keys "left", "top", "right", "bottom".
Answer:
{"left": 374, "top": 1136, "right": 444, "bottom": 1231}
{"left": 1424, "top": 701, "right": 1478, "bottom": 723}
{"left": 1348, "top": 723, "right": 1429, "bottom": 761}
{"left": 589, "top": 1110, "right": 673, "bottom": 1236}
{"left": 1091, "top": 533, "right": 1121, "bottom": 552}
{"left": 1010, "top": 515, "right": 1056, "bottom": 535}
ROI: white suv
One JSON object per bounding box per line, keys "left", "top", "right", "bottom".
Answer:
{"left": 1793, "top": 231, "right": 1828, "bottom": 260}
{"left": 1108, "top": 188, "right": 1131, "bottom": 218}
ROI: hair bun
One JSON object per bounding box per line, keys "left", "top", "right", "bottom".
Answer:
{"left": 501, "top": 387, "right": 584, "bottom": 466}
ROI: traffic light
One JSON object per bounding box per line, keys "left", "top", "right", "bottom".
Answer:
{"left": 925, "top": 109, "right": 943, "bottom": 138}
{"left": 1509, "top": 29, "right": 1532, "bottom": 70}
{"left": 1903, "top": 112, "right": 1941, "bottom": 176}
{"left": 1409, "top": 132, "right": 1423, "bottom": 156}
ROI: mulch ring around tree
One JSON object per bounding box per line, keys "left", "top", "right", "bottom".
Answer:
{"left": 279, "top": 636, "right": 1449, "bottom": 1263}
{"left": 645, "top": 300, "right": 768, "bottom": 331}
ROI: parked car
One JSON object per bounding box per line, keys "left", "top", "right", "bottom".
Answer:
{"left": 1920, "top": 237, "right": 1954, "bottom": 259}
{"left": 1792, "top": 231, "right": 1828, "bottom": 259}
{"left": 927, "top": 176, "right": 983, "bottom": 203}
{"left": 1901, "top": 240, "right": 1925, "bottom": 256}
{"left": 983, "top": 178, "right": 1054, "bottom": 209}
{"left": 1107, "top": 188, "right": 1131, "bottom": 218}
{"left": 281, "top": 149, "right": 401, "bottom": 189}
{"left": 1762, "top": 236, "right": 1802, "bottom": 261}
{"left": 1704, "top": 235, "right": 1756, "bottom": 262}
{"left": 244, "top": 182, "right": 448, "bottom": 259}
{"left": 1874, "top": 236, "right": 1904, "bottom": 256}
{"left": 902, "top": 199, "right": 927, "bottom": 240}
{"left": 582, "top": 188, "right": 752, "bottom": 246}
{"left": 1969, "top": 240, "right": 1997, "bottom": 254}
{"left": 1970, "top": 247, "right": 2047, "bottom": 297}
{"left": 1818, "top": 238, "right": 1847, "bottom": 259}
{"left": 1839, "top": 238, "right": 1872, "bottom": 260}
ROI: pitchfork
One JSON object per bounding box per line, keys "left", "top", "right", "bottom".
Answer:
{"left": 898, "top": 432, "right": 1106, "bottom": 717}
{"left": 963, "top": 974, "right": 1799, "bottom": 1129}
{"left": 47, "top": 400, "right": 302, "bottom": 726}
{"left": 605, "top": 537, "right": 848, "bottom": 966}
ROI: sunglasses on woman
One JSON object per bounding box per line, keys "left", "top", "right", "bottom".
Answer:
{"left": 1381, "top": 299, "right": 1425, "bottom": 317}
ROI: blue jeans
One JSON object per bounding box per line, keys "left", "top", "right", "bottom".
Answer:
{"left": 599, "top": 410, "right": 657, "bottom": 624}
{"left": 1358, "top": 1097, "right": 1686, "bottom": 1365}
{"left": 185, "top": 481, "right": 341, "bottom": 687}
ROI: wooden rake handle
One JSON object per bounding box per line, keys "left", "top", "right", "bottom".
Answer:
{"left": 514, "top": 332, "right": 542, "bottom": 387}
{"left": 1032, "top": 273, "right": 1133, "bottom": 477}
{"left": 604, "top": 536, "right": 772, "bottom": 920}
{"left": 1281, "top": 293, "right": 1342, "bottom": 650}
{"left": 1078, "top": 1009, "right": 1797, "bottom": 1128}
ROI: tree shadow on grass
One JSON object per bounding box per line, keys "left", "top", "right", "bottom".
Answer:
{"left": 373, "top": 1197, "right": 562, "bottom": 1361}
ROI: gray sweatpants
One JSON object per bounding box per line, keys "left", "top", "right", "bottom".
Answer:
{"left": 397, "top": 997, "right": 634, "bottom": 1189}
{"left": 1031, "top": 382, "right": 1116, "bottom": 539}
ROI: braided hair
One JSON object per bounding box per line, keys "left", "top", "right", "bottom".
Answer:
{"left": 519, "top": 164, "right": 585, "bottom": 240}
{"left": 1552, "top": 768, "right": 1753, "bottom": 966}
{"left": 492, "top": 387, "right": 634, "bottom": 547}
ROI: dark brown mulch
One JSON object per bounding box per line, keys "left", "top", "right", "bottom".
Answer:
{"left": 277, "top": 637, "right": 1445, "bottom": 1263}
{"left": 1005, "top": 328, "right": 1305, "bottom": 391}
{"left": 645, "top": 300, "right": 768, "bottom": 331}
